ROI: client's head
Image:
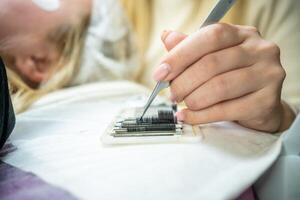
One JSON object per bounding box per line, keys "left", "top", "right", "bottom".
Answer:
{"left": 0, "top": 0, "right": 91, "bottom": 112}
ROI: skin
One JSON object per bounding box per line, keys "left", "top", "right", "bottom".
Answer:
{"left": 154, "top": 24, "right": 296, "bottom": 132}
{"left": 0, "top": 1, "right": 294, "bottom": 132}
{"left": 0, "top": 0, "right": 91, "bottom": 88}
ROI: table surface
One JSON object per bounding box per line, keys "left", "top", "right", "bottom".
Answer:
{"left": 0, "top": 81, "right": 282, "bottom": 200}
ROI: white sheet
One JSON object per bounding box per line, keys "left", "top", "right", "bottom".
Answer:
{"left": 3, "top": 81, "right": 282, "bottom": 200}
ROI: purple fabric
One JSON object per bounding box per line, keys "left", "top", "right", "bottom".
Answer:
{"left": 0, "top": 143, "right": 256, "bottom": 200}
{"left": 236, "top": 187, "right": 256, "bottom": 200}
{"left": 0, "top": 161, "right": 78, "bottom": 200}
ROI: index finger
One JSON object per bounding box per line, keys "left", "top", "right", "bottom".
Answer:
{"left": 154, "top": 23, "right": 247, "bottom": 82}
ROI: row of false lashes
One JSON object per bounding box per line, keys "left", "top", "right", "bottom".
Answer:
{"left": 138, "top": 110, "right": 176, "bottom": 124}
{"left": 115, "top": 110, "right": 180, "bottom": 133}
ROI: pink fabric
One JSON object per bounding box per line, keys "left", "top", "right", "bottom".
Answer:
{"left": 236, "top": 187, "right": 256, "bottom": 200}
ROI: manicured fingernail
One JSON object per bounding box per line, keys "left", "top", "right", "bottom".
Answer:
{"left": 161, "top": 30, "right": 172, "bottom": 42}
{"left": 176, "top": 111, "right": 185, "bottom": 122}
{"left": 153, "top": 63, "right": 170, "bottom": 81}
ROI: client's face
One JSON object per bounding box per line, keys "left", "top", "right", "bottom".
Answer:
{"left": 0, "top": 0, "right": 91, "bottom": 88}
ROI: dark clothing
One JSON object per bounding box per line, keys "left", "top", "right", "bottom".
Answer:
{"left": 0, "top": 58, "right": 15, "bottom": 149}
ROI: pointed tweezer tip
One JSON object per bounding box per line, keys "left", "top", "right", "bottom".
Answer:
{"left": 139, "top": 116, "right": 143, "bottom": 122}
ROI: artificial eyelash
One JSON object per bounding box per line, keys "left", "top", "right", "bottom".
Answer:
{"left": 115, "top": 124, "right": 176, "bottom": 132}
{"left": 134, "top": 110, "right": 176, "bottom": 124}
{"left": 112, "top": 105, "right": 181, "bottom": 135}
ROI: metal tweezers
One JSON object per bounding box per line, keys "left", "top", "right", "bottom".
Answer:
{"left": 139, "top": 81, "right": 169, "bottom": 120}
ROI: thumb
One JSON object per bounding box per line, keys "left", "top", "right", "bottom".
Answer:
{"left": 161, "top": 30, "right": 188, "bottom": 51}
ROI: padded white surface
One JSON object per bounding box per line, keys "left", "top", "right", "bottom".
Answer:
{"left": 3, "top": 81, "right": 282, "bottom": 200}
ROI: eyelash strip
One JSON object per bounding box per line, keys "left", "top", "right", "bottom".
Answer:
{"left": 115, "top": 124, "right": 179, "bottom": 132}
{"left": 120, "top": 110, "right": 176, "bottom": 125}
{"left": 112, "top": 105, "right": 182, "bottom": 136}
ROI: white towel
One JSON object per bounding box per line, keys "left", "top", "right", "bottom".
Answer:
{"left": 3, "top": 81, "right": 282, "bottom": 200}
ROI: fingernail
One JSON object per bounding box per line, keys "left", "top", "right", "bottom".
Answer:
{"left": 161, "top": 30, "right": 172, "bottom": 42}
{"left": 153, "top": 63, "right": 171, "bottom": 81}
{"left": 176, "top": 111, "right": 185, "bottom": 122}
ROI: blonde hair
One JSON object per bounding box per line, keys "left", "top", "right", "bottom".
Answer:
{"left": 120, "top": 0, "right": 244, "bottom": 55}
{"left": 7, "top": 10, "right": 90, "bottom": 113}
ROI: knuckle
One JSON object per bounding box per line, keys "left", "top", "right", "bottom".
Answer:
{"left": 212, "top": 77, "right": 228, "bottom": 98}
{"left": 206, "top": 23, "right": 228, "bottom": 44}
{"left": 275, "top": 66, "right": 286, "bottom": 81}
{"left": 259, "top": 41, "right": 281, "bottom": 57}
{"left": 266, "top": 42, "right": 280, "bottom": 56}
{"left": 198, "top": 54, "right": 221, "bottom": 79}
{"left": 280, "top": 67, "right": 287, "bottom": 81}
{"left": 184, "top": 96, "right": 200, "bottom": 111}
{"left": 268, "top": 66, "right": 286, "bottom": 83}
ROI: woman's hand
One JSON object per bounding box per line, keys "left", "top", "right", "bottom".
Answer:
{"left": 154, "top": 23, "right": 295, "bottom": 132}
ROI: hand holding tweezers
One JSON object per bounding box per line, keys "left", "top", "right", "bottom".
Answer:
{"left": 139, "top": 0, "right": 237, "bottom": 120}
